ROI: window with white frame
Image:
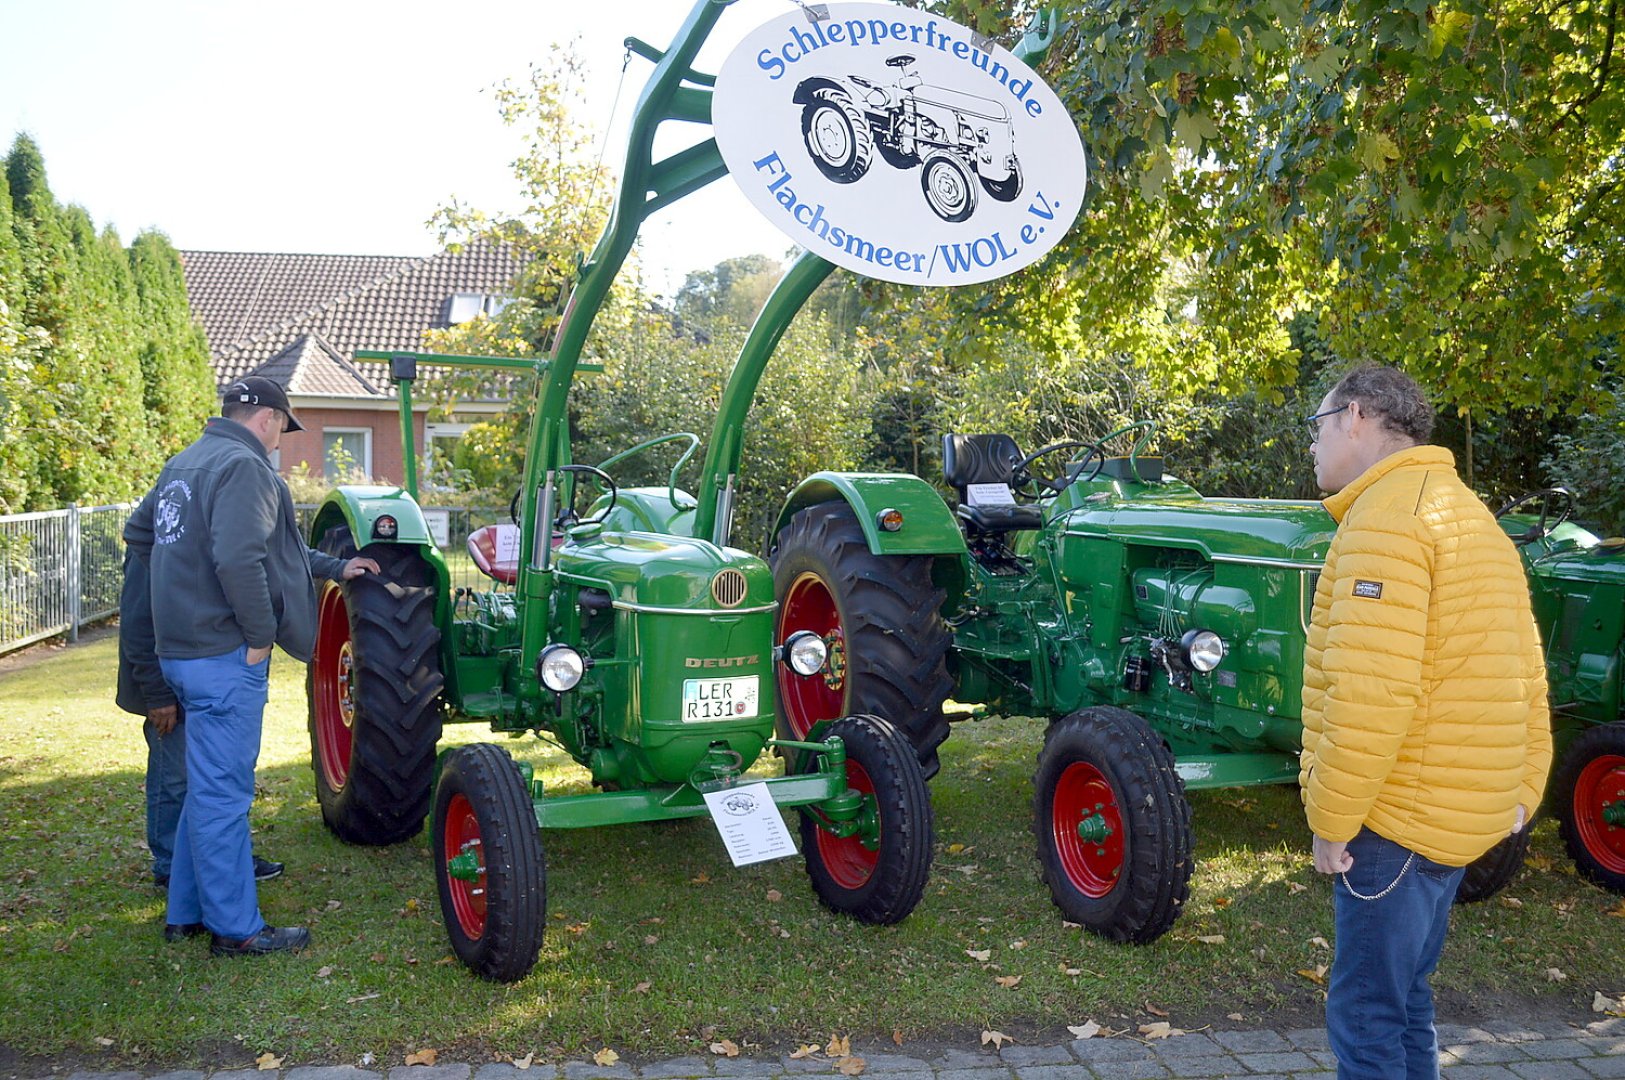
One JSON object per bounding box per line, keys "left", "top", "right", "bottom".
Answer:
{"left": 323, "top": 428, "right": 372, "bottom": 480}
{"left": 445, "top": 292, "right": 514, "bottom": 325}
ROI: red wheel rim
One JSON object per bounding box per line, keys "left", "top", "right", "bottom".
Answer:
{"left": 777, "top": 572, "right": 845, "bottom": 739}
{"left": 443, "top": 792, "right": 488, "bottom": 939}
{"left": 1573, "top": 753, "right": 1625, "bottom": 875}
{"left": 313, "top": 583, "right": 355, "bottom": 791}
{"left": 815, "top": 758, "right": 878, "bottom": 889}
{"left": 1052, "top": 760, "right": 1126, "bottom": 899}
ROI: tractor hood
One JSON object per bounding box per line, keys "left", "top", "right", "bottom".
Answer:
{"left": 1065, "top": 496, "right": 1337, "bottom": 567}
{"left": 1526, "top": 538, "right": 1625, "bottom": 586}
{"left": 553, "top": 530, "right": 775, "bottom": 611}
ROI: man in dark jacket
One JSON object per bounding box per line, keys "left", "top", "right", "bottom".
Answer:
{"left": 125, "top": 377, "right": 376, "bottom": 957}
{"left": 116, "top": 548, "right": 283, "bottom": 888}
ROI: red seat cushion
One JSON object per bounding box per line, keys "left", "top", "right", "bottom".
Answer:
{"left": 466, "top": 523, "right": 521, "bottom": 585}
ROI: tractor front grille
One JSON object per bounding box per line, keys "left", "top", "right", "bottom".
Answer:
{"left": 711, "top": 568, "right": 748, "bottom": 608}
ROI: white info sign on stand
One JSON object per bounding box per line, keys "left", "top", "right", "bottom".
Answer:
{"left": 702, "top": 782, "right": 798, "bottom": 866}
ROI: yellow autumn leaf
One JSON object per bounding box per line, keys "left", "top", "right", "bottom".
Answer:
{"left": 836, "top": 1056, "right": 866, "bottom": 1076}
{"left": 404, "top": 1049, "right": 438, "bottom": 1067}
{"left": 790, "top": 1044, "right": 818, "bottom": 1059}
{"left": 995, "top": 975, "right": 1022, "bottom": 989}
{"left": 1298, "top": 965, "right": 1329, "bottom": 986}
{"left": 965, "top": 948, "right": 991, "bottom": 962}
{"left": 593, "top": 1048, "right": 619, "bottom": 1066}
{"left": 1288, "top": 882, "right": 1307, "bottom": 895}
{"left": 1309, "top": 936, "right": 1330, "bottom": 950}
{"left": 1195, "top": 934, "right": 1225, "bottom": 945}
{"left": 255, "top": 1053, "right": 284, "bottom": 1070}
{"left": 825, "top": 1034, "right": 851, "bottom": 1057}
{"left": 1139, "top": 1022, "right": 1176, "bottom": 1040}
{"left": 945, "top": 842, "right": 967, "bottom": 855}
{"left": 710, "top": 1040, "right": 739, "bottom": 1057}
{"left": 980, "top": 1030, "right": 1011, "bottom": 1048}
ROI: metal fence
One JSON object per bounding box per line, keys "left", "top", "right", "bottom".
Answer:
{"left": 0, "top": 503, "right": 507, "bottom": 658}
{"left": 0, "top": 503, "right": 134, "bottom": 656}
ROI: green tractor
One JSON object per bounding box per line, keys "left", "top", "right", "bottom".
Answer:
{"left": 1496, "top": 489, "right": 1625, "bottom": 894}
{"left": 770, "top": 426, "right": 1625, "bottom": 944}
{"left": 300, "top": 1, "right": 952, "bottom": 982}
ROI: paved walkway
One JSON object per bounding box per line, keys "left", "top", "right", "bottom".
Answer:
{"left": 26, "top": 1017, "right": 1625, "bottom": 1080}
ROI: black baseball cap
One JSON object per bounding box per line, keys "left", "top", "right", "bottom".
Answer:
{"left": 224, "top": 376, "right": 304, "bottom": 432}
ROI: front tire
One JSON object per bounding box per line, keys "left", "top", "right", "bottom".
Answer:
{"left": 799, "top": 715, "right": 933, "bottom": 924}
{"left": 1454, "top": 829, "right": 1532, "bottom": 904}
{"left": 308, "top": 526, "right": 443, "bottom": 844}
{"left": 1554, "top": 722, "right": 1625, "bottom": 893}
{"left": 801, "top": 89, "right": 873, "bottom": 184}
{"left": 920, "top": 152, "right": 978, "bottom": 222}
{"left": 771, "top": 502, "right": 952, "bottom": 779}
{"left": 1033, "top": 707, "right": 1194, "bottom": 943}
{"left": 432, "top": 743, "right": 546, "bottom": 982}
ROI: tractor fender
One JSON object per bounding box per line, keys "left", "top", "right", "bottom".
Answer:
{"left": 309, "top": 485, "right": 435, "bottom": 549}
{"left": 792, "top": 76, "right": 856, "bottom": 107}
{"left": 771, "top": 473, "right": 967, "bottom": 561}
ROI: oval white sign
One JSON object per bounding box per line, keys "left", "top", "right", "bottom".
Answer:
{"left": 713, "top": 3, "right": 1087, "bottom": 287}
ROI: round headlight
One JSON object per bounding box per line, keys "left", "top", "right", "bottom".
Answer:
{"left": 1179, "top": 629, "right": 1226, "bottom": 673}
{"left": 537, "top": 643, "right": 585, "bottom": 692}
{"left": 783, "top": 630, "right": 828, "bottom": 677}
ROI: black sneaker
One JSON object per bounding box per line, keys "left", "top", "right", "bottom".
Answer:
{"left": 163, "top": 922, "right": 205, "bottom": 943}
{"left": 210, "top": 925, "right": 310, "bottom": 957}
{"left": 253, "top": 856, "right": 284, "bottom": 882}
{"left": 153, "top": 874, "right": 169, "bottom": 889}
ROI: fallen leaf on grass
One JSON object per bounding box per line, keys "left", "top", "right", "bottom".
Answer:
{"left": 405, "top": 1049, "right": 438, "bottom": 1066}
{"left": 633, "top": 981, "right": 652, "bottom": 993}
{"left": 1546, "top": 968, "right": 1567, "bottom": 983}
{"left": 945, "top": 842, "right": 968, "bottom": 855}
{"left": 315, "top": 966, "right": 333, "bottom": 978}
{"left": 1194, "top": 934, "right": 1225, "bottom": 945}
{"left": 1606, "top": 900, "right": 1625, "bottom": 918}
{"left": 1500, "top": 896, "right": 1523, "bottom": 909}
{"left": 95, "top": 1037, "right": 114, "bottom": 1047}
{"left": 980, "top": 1030, "right": 1011, "bottom": 1049}
{"left": 1144, "top": 1002, "right": 1169, "bottom": 1017}
{"left": 892, "top": 1029, "right": 904, "bottom": 1047}
{"left": 1288, "top": 882, "right": 1308, "bottom": 895}
{"left": 1009, "top": 939, "right": 1027, "bottom": 950}
{"left": 766, "top": 889, "right": 783, "bottom": 902}
{"left": 643, "top": 934, "right": 660, "bottom": 945}
{"left": 1067, "top": 1020, "right": 1101, "bottom": 1040}
{"left": 1309, "top": 936, "right": 1330, "bottom": 950}
{"left": 369, "top": 952, "right": 387, "bottom": 964}
{"left": 709, "top": 1040, "right": 739, "bottom": 1057}
{"left": 825, "top": 1034, "right": 851, "bottom": 1057}
{"left": 511, "top": 1053, "right": 534, "bottom": 1070}
{"left": 359, "top": 1052, "right": 375, "bottom": 1066}
{"left": 256, "top": 1053, "right": 283, "bottom": 1070}
{"left": 1139, "top": 1022, "right": 1181, "bottom": 1039}
{"left": 1226, "top": 1013, "right": 1244, "bottom": 1022}
{"left": 790, "top": 1044, "right": 818, "bottom": 1059}
{"left": 325, "top": 899, "right": 342, "bottom": 910}
{"left": 994, "top": 975, "right": 1022, "bottom": 989}
{"left": 346, "top": 993, "right": 381, "bottom": 1004}
{"left": 690, "top": 872, "right": 711, "bottom": 884}
{"left": 965, "top": 949, "right": 991, "bottom": 962}
{"left": 1211, "top": 896, "right": 1231, "bottom": 908}
{"left": 835, "top": 1056, "right": 866, "bottom": 1075}
{"left": 1297, "top": 965, "right": 1329, "bottom": 987}
{"left": 593, "top": 1048, "right": 619, "bottom": 1066}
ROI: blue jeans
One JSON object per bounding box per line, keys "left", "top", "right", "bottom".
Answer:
{"left": 159, "top": 646, "right": 269, "bottom": 940}
{"left": 1328, "top": 828, "right": 1467, "bottom": 1080}
{"left": 143, "top": 713, "right": 188, "bottom": 880}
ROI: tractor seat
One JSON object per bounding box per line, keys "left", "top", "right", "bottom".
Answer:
{"left": 467, "top": 523, "right": 521, "bottom": 585}
{"left": 941, "top": 433, "right": 1043, "bottom": 533}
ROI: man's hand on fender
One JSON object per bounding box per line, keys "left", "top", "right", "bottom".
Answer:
{"left": 1313, "top": 834, "right": 1354, "bottom": 875}
{"left": 341, "top": 557, "right": 381, "bottom": 580}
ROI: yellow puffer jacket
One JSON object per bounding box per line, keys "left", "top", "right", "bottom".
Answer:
{"left": 1299, "top": 445, "right": 1552, "bottom": 866}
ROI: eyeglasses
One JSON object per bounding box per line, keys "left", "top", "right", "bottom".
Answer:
{"left": 1304, "top": 404, "right": 1348, "bottom": 440}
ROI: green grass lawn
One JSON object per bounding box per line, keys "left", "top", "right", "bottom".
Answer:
{"left": 1, "top": 633, "right": 1620, "bottom": 1067}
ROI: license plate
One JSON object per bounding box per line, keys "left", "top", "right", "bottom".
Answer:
{"left": 682, "top": 676, "right": 759, "bottom": 721}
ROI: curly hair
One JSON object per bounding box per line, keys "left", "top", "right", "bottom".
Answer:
{"left": 1328, "top": 364, "right": 1435, "bottom": 443}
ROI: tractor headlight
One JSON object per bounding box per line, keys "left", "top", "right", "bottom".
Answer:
{"left": 781, "top": 630, "right": 828, "bottom": 677}
{"left": 1179, "top": 629, "right": 1226, "bottom": 673}
{"left": 537, "top": 644, "right": 586, "bottom": 692}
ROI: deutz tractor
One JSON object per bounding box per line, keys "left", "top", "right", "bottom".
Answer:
{"left": 769, "top": 425, "right": 1625, "bottom": 944}
{"left": 299, "top": 1, "right": 952, "bottom": 983}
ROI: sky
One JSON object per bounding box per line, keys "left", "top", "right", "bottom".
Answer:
{"left": 0, "top": 0, "right": 796, "bottom": 296}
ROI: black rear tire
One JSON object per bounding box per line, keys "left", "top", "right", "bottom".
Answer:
{"left": 801, "top": 88, "right": 874, "bottom": 184}
{"left": 1033, "top": 707, "right": 1193, "bottom": 943}
{"left": 1553, "top": 721, "right": 1625, "bottom": 893}
{"left": 308, "top": 525, "right": 443, "bottom": 844}
{"left": 770, "top": 502, "right": 953, "bottom": 778}
{"left": 799, "top": 714, "right": 933, "bottom": 924}
{"left": 1453, "top": 828, "right": 1532, "bottom": 904}
{"left": 432, "top": 743, "right": 546, "bottom": 982}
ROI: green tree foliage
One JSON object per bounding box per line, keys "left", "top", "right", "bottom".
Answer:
{"left": 0, "top": 134, "right": 215, "bottom": 512}
{"left": 674, "top": 254, "right": 785, "bottom": 329}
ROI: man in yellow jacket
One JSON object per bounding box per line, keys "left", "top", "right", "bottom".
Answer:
{"left": 1300, "top": 364, "right": 1551, "bottom": 1080}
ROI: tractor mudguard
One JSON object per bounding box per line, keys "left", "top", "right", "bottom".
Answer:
{"left": 772, "top": 473, "right": 966, "bottom": 559}
{"left": 309, "top": 485, "right": 435, "bottom": 549}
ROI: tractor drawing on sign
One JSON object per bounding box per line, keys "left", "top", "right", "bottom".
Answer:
{"left": 297, "top": 0, "right": 1004, "bottom": 982}
{"left": 768, "top": 425, "right": 1623, "bottom": 945}
{"left": 794, "top": 53, "right": 1023, "bottom": 223}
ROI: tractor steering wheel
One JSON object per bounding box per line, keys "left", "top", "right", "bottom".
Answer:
{"left": 1010, "top": 440, "right": 1106, "bottom": 498}
{"left": 1495, "top": 488, "right": 1575, "bottom": 544}
{"left": 556, "top": 464, "right": 619, "bottom": 529}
